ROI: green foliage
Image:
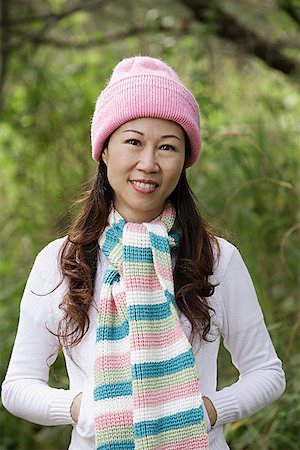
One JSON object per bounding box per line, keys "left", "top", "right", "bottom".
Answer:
{"left": 1, "top": 0, "right": 299, "bottom": 448}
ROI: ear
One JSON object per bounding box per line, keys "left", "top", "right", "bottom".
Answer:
{"left": 102, "top": 147, "right": 108, "bottom": 165}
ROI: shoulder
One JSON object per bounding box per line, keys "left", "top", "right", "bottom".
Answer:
{"left": 30, "top": 237, "right": 67, "bottom": 285}
{"left": 210, "top": 237, "right": 264, "bottom": 324}
{"left": 19, "top": 237, "right": 68, "bottom": 320}
{"left": 35, "top": 237, "right": 67, "bottom": 264}
{"left": 211, "top": 237, "right": 237, "bottom": 283}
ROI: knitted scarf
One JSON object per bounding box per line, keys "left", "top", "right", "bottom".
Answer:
{"left": 94, "top": 204, "right": 209, "bottom": 450}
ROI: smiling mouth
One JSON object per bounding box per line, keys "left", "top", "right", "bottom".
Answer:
{"left": 131, "top": 180, "right": 158, "bottom": 188}
{"left": 130, "top": 180, "right": 159, "bottom": 193}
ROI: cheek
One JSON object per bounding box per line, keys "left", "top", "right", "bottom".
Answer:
{"left": 173, "top": 171, "right": 182, "bottom": 189}
{"left": 165, "top": 168, "right": 183, "bottom": 194}
{"left": 106, "top": 155, "right": 131, "bottom": 187}
{"left": 169, "top": 158, "right": 185, "bottom": 183}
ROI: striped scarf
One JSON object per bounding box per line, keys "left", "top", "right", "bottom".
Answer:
{"left": 95, "top": 203, "right": 209, "bottom": 450}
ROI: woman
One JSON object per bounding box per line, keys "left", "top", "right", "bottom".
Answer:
{"left": 2, "top": 56, "right": 285, "bottom": 450}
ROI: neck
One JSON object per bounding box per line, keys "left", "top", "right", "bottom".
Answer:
{"left": 113, "top": 203, "right": 165, "bottom": 224}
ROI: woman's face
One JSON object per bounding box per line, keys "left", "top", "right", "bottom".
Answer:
{"left": 102, "top": 117, "right": 185, "bottom": 223}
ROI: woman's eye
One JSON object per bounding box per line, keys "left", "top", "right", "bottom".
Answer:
{"left": 160, "top": 144, "right": 175, "bottom": 151}
{"left": 126, "top": 139, "right": 140, "bottom": 146}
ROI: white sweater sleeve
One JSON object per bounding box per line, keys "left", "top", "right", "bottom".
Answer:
{"left": 209, "top": 246, "right": 286, "bottom": 427}
{"left": 1, "top": 242, "right": 79, "bottom": 426}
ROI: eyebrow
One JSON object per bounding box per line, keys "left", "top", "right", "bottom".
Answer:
{"left": 121, "top": 129, "right": 182, "bottom": 141}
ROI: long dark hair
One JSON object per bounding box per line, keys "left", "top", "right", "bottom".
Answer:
{"left": 57, "top": 153, "right": 218, "bottom": 349}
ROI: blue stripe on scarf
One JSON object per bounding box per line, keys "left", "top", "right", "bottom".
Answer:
{"left": 96, "top": 321, "right": 129, "bottom": 341}
{"left": 104, "top": 268, "right": 120, "bottom": 284}
{"left": 97, "top": 442, "right": 134, "bottom": 450}
{"left": 128, "top": 303, "right": 171, "bottom": 321}
{"left": 101, "top": 219, "right": 126, "bottom": 256}
{"left": 94, "top": 381, "right": 132, "bottom": 400}
{"left": 164, "top": 289, "right": 175, "bottom": 306}
{"left": 169, "top": 231, "right": 181, "bottom": 248}
{"left": 148, "top": 231, "right": 170, "bottom": 253}
{"left": 132, "top": 349, "right": 195, "bottom": 379}
{"left": 134, "top": 407, "right": 204, "bottom": 438}
{"left": 123, "top": 245, "right": 153, "bottom": 263}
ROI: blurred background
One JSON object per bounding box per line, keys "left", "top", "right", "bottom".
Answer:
{"left": 0, "top": 0, "right": 299, "bottom": 449}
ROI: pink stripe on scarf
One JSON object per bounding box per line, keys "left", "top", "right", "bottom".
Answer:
{"left": 134, "top": 379, "right": 200, "bottom": 408}
{"left": 154, "top": 262, "right": 173, "bottom": 282}
{"left": 155, "top": 436, "right": 209, "bottom": 450}
{"left": 98, "top": 291, "right": 126, "bottom": 313}
{"left": 124, "top": 275, "right": 161, "bottom": 291}
{"left": 126, "top": 223, "right": 148, "bottom": 234}
{"left": 95, "top": 411, "right": 133, "bottom": 430}
{"left": 98, "top": 298, "right": 117, "bottom": 314}
{"left": 95, "top": 352, "right": 130, "bottom": 371}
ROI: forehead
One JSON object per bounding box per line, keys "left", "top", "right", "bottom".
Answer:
{"left": 116, "top": 117, "right": 185, "bottom": 138}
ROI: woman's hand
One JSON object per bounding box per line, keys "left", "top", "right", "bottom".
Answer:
{"left": 203, "top": 396, "right": 217, "bottom": 426}
{"left": 70, "top": 392, "right": 83, "bottom": 423}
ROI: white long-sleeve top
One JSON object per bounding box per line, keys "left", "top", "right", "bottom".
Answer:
{"left": 1, "top": 237, "right": 286, "bottom": 450}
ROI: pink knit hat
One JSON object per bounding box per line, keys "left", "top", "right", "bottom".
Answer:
{"left": 91, "top": 56, "right": 201, "bottom": 167}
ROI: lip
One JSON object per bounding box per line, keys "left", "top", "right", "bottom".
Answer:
{"left": 130, "top": 179, "right": 159, "bottom": 194}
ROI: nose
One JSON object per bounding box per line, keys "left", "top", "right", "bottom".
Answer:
{"left": 136, "top": 146, "right": 159, "bottom": 173}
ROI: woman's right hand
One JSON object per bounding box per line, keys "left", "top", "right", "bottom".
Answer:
{"left": 70, "top": 392, "right": 83, "bottom": 422}
{"left": 73, "top": 377, "right": 95, "bottom": 439}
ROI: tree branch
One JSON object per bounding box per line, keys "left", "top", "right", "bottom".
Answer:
{"left": 277, "top": 36, "right": 300, "bottom": 49}
{"left": 183, "top": 0, "right": 300, "bottom": 77}
{"left": 28, "top": 24, "right": 174, "bottom": 49}
{"left": 0, "top": 0, "right": 113, "bottom": 53}
{"left": 277, "top": 0, "right": 300, "bottom": 28}
{"left": 1, "top": 0, "right": 112, "bottom": 27}
{"left": 1, "top": 19, "right": 178, "bottom": 53}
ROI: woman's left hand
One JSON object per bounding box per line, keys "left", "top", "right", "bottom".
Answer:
{"left": 203, "top": 396, "right": 217, "bottom": 426}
